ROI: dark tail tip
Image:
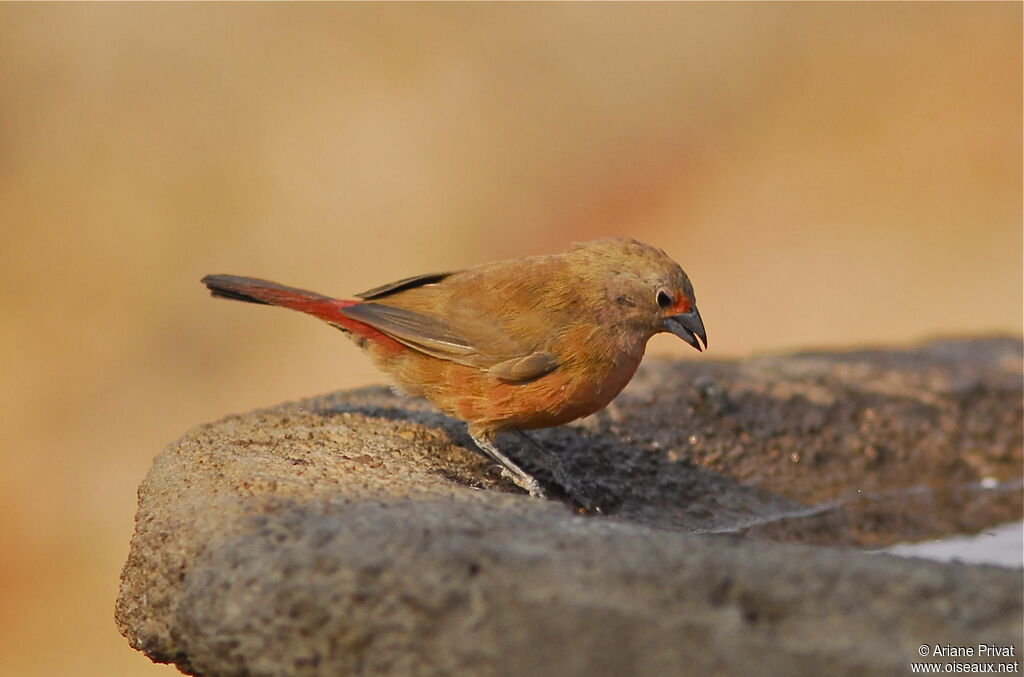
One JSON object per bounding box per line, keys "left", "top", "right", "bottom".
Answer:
{"left": 201, "top": 275, "right": 274, "bottom": 305}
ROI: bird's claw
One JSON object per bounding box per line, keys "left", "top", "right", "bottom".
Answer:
{"left": 500, "top": 467, "right": 545, "bottom": 498}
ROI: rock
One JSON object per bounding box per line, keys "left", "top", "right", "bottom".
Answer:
{"left": 116, "top": 338, "right": 1023, "bottom": 676}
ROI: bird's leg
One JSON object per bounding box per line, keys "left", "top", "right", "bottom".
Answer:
{"left": 511, "top": 430, "right": 573, "bottom": 489}
{"left": 468, "top": 430, "right": 545, "bottom": 498}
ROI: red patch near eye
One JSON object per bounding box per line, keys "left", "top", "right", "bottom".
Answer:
{"left": 672, "top": 297, "right": 692, "bottom": 314}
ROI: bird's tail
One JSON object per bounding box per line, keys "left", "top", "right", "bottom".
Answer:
{"left": 201, "top": 274, "right": 356, "bottom": 323}
{"left": 201, "top": 274, "right": 406, "bottom": 355}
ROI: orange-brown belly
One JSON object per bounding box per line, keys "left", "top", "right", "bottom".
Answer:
{"left": 374, "top": 348, "right": 642, "bottom": 433}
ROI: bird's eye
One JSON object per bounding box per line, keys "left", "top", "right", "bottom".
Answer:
{"left": 656, "top": 290, "right": 673, "bottom": 308}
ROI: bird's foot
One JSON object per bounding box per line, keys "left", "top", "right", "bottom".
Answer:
{"left": 499, "top": 467, "right": 545, "bottom": 498}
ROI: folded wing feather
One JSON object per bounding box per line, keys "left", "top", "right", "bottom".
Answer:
{"left": 340, "top": 301, "right": 558, "bottom": 382}
{"left": 341, "top": 259, "right": 573, "bottom": 382}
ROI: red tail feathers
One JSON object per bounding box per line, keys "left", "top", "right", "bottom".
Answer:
{"left": 201, "top": 275, "right": 402, "bottom": 353}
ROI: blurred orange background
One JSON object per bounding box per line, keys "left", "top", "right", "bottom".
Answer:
{"left": 1, "top": 4, "right": 1020, "bottom": 676}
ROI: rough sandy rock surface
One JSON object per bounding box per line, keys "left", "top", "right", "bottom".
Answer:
{"left": 117, "top": 338, "right": 1023, "bottom": 676}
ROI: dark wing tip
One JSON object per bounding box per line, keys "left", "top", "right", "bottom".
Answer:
{"left": 356, "top": 272, "right": 454, "bottom": 300}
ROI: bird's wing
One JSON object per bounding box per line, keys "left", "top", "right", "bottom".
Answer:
{"left": 340, "top": 302, "right": 478, "bottom": 360}
{"left": 340, "top": 257, "right": 576, "bottom": 382}
{"left": 341, "top": 302, "right": 560, "bottom": 382}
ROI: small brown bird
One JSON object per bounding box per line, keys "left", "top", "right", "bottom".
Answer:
{"left": 202, "top": 237, "right": 705, "bottom": 497}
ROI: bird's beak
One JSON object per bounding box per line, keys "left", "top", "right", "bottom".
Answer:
{"left": 663, "top": 307, "right": 707, "bottom": 352}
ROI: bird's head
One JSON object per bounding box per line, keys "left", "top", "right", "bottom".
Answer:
{"left": 571, "top": 238, "right": 707, "bottom": 352}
